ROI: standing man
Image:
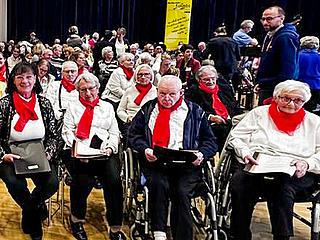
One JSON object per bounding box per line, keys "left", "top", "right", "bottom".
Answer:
{"left": 233, "top": 20, "right": 258, "bottom": 48}
{"left": 257, "top": 6, "right": 299, "bottom": 105}
{"left": 128, "top": 75, "right": 217, "bottom": 240}
{"left": 207, "top": 27, "right": 241, "bottom": 82}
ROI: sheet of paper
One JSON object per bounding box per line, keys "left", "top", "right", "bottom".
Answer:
{"left": 245, "top": 153, "right": 296, "bottom": 176}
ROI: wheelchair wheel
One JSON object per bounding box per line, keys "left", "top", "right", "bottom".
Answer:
{"left": 311, "top": 201, "right": 320, "bottom": 240}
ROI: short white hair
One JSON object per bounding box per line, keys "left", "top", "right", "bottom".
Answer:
{"left": 273, "top": 80, "right": 311, "bottom": 102}
{"left": 75, "top": 72, "right": 100, "bottom": 90}
{"left": 158, "top": 75, "right": 182, "bottom": 90}
{"left": 62, "top": 61, "right": 78, "bottom": 72}
{"left": 240, "top": 20, "right": 254, "bottom": 29}
{"left": 101, "top": 46, "right": 113, "bottom": 58}
{"left": 134, "top": 64, "right": 154, "bottom": 82}
{"left": 118, "top": 52, "right": 134, "bottom": 63}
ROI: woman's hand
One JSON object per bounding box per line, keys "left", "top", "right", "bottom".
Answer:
{"left": 243, "top": 155, "right": 259, "bottom": 165}
{"left": 192, "top": 151, "right": 204, "bottom": 166}
{"left": 2, "top": 154, "right": 21, "bottom": 162}
{"left": 291, "top": 159, "right": 309, "bottom": 178}
{"left": 145, "top": 148, "right": 157, "bottom": 162}
{"left": 101, "top": 147, "right": 113, "bottom": 157}
{"left": 208, "top": 114, "right": 226, "bottom": 124}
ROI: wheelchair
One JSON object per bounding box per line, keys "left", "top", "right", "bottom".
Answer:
{"left": 120, "top": 147, "right": 227, "bottom": 240}
{"left": 214, "top": 115, "right": 320, "bottom": 240}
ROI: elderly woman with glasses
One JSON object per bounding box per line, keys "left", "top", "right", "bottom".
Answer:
{"left": 36, "top": 59, "right": 55, "bottom": 95}
{"left": 229, "top": 80, "right": 320, "bottom": 240}
{"left": 61, "top": 72, "right": 126, "bottom": 240}
{"left": 185, "top": 65, "right": 242, "bottom": 152}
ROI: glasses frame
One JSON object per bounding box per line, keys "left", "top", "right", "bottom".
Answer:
{"left": 260, "top": 15, "right": 281, "bottom": 23}
{"left": 278, "top": 96, "right": 305, "bottom": 106}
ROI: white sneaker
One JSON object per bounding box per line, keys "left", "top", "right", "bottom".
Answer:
{"left": 153, "top": 231, "right": 166, "bottom": 240}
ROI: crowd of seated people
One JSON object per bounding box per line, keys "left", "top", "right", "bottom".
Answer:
{"left": 0, "top": 21, "right": 318, "bottom": 240}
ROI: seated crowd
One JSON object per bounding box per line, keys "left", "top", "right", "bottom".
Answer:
{"left": 0, "top": 24, "right": 319, "bottom": 240}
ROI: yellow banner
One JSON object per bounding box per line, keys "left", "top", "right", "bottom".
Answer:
{"left": 164, "top": 0, "right": 193, "bottom": 51}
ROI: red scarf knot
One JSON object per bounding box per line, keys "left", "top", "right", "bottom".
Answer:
{"left": 13, "top": 91, "right": 38, "bottom": 132}
{"left": 0, "top": 64, "right": 7, "bottom": 82}
{"left": 268, "top": 102, "right": 305, "bottom": 135}
{"left": 198, "top": 83, "right": 229, "bottom": 119}
{"left": 76, "top": 97, "right": 99, "bottom": 140}
{"left": 152, "top": 97, "right": 183, "bottom": 148}
{"left": 61, "top": 77, "right": 76, "bottom": 92}
{"left": 134, "top": 83, "right": 152, "bottom": 106}
{"left": 119, "top": 65, "right": 134, "bottom": 80}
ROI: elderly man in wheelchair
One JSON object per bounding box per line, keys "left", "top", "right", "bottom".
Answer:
{"left": 128, "top": 75, "right": 217, "bottom": 240}
{"left": 228, "top": 80, "right": 320, "bottom": 240}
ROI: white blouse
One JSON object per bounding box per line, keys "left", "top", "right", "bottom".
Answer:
{"left": 229, "top": 105, "right": 320, "bottom": 174}
{"left": 62, "top": 98, "right": 120, "bottom": 153}
{"left": 9, "top": 95, "right": 45, "bottom": 142}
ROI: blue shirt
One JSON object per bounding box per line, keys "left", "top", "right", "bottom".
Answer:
{"left": 233, "top": 29, "right": 252, "bottom": 47}
{"left": 298, "top": 49, "right": 320, "bottom": 90}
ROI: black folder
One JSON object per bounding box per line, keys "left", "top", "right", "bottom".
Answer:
{"left": 153, "top": 145, "right": 198, "bottom": 165}
{"left": 10, "top": 139, "right": 51, "bottom": 175}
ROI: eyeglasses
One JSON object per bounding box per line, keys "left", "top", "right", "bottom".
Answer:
{"left": 79, "top": 86, "right": 97, "bottom": 93}
{"left": 39, "top": 68, "right": 48, "bottom": 73}
{"left": 200, "top": 77, "right": 217, "bottom": 83}
{"left": 63, "top": 69, "right": 77, "bottom": 74}
{"left": 137, "top": 73, "right": 151, "bottom": 78}
{"left": 278, "top": 96, "right": 305, "bottom": 106}
{"left": 260, "top": 15, "right": 281, "bottom": 23}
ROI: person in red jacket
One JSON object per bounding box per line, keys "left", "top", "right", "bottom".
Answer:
{"left": 176, "top": 44, "right": 201, "bottom": 87}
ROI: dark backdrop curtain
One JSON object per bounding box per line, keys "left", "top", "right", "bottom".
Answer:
{"left": 7, "top": 0, "right": 320, "bottom": 46}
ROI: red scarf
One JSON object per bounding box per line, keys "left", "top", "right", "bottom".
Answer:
{"left": 76, "top": 97, "right": 100, "bottom": 139}
{"left": 119, "top": 65, "right": 134, "bottom": 80}
{"left": 13, "top": 91, "right": 38, "bottom": 132}
{"left": 61, "top": 77, "right": 76, "bottom": 92}
{"left": 0, "top": 64, "right": 6, "bottom": 82}
{"left": 199, "top": 83, "right": 229, "bottom": 119}
{"left": 268, "top": 102, "right": 305, "bottom": 135}
{"left": 134, "top": 83, "right": 152, "bottom": 106}
{"left": 152, "top": 97, "right": 183, "bottom": 148}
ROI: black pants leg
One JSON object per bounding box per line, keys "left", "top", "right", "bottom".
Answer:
{"left": 169, "top": 167, "right": 201, "bottom": 240}
{"left": 0, "top": 162, "right": 58, "bottom": 209}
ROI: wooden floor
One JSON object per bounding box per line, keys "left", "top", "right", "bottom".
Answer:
{"left": 0, "top": 179, "right": 312, "bottom": 240}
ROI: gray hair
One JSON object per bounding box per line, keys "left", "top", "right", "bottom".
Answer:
{"left": 134, "top": 64, "right": 154, "bottom": 82}
{"left": 300, "top": 36, "right": 320, "bottom": 49}
{"left": 273, "top": 80, "right": 311, "bottom": 102}
{"left": 101, "top": 46, "right": 114, "bottom": 58}
{"left": 61, "top": 61, "right": 78, "bottom": 72}
{"left": 75, "top": 72, "right": 100, "bottom": 90}
{"left": 139, "top": 52, "right": 153, "bottom": 62}
{"left": 118, "top": 52, "right": 134, "bottom": 63}
{"left": 195, "top": 65, "right": 218, "bottom": 81}
{"left": 240, "top": 20, "right": 254, "bottom": 29}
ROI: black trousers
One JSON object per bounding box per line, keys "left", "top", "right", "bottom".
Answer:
{"left": 66, "top": 153, "right": 123, "bottom": 226}
{"left": 144, "top": 165, "right": 201, "bottom": 240}
{"left": 0, "top": 161, "right": 58, "bottom": 211}
{"left": 230, "top": 170, "right": 316, "bottom": 240}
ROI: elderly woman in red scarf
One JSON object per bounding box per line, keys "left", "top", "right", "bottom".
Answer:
{"left": 228, "top": 80, "right": 320, "bottom": 240}
{"left": 61, "top": 72, "right": 126, "bottom": 240}
{"left": 0, "top": 62, "right": 58, "bottom": 240}
{"left": 185, "top": 65, "right": 242, "bottom": 152}
{"left": 101, "top": 52, "right": 135, "bottom": 111}
{"left": 117, "top": 64, "right": 157, "bottom": 146}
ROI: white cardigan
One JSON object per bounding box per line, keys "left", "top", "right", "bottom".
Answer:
{"left": 229, "top": 105, "right": 320, "bottom": 174}
{"left": 117, "top": 84, "right": 157, "bottom": 122}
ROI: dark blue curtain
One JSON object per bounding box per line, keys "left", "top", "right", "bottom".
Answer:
{"left": 7, "top": 0, "right": 320, "bottom": 46}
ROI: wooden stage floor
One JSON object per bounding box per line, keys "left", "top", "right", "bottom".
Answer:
{"left": 0, "top": 180, "right": 312, "bottom": 240}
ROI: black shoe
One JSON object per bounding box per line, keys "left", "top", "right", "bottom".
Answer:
{"left": 109, "top": 230, "right": 127, "bottom": 240}
{"left": 70, "top": 217, "right": 87, "bottom": 240}
{"left": 30, "top": 232, "right": 43, "bottom": 240}
{"left": 38, "top": 202, "right": 49, "bottom": 221}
